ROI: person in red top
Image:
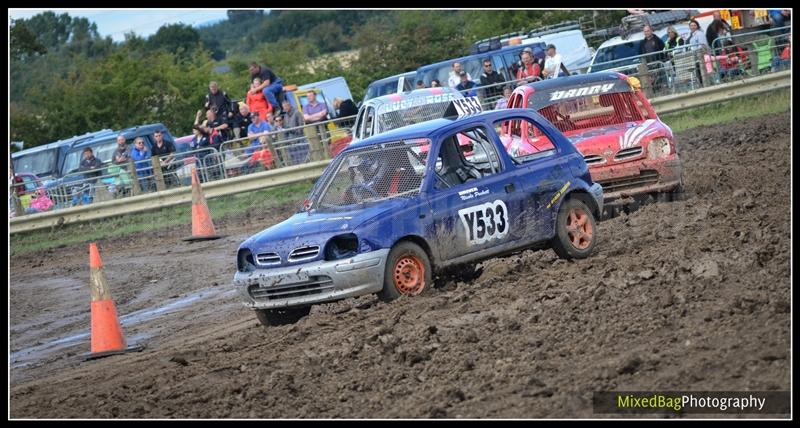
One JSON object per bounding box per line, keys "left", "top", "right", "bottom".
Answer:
{"left": 248, "top": 135, "right": 274, "bottom": 171}
{"left": 246, "top": 77, "right": 273, "bottom": 121}
{"left": 718, "top": 40, "right": 747, "bottom": 80}
{"left": 516, "top": 48, "right": 541, "bottom": 85}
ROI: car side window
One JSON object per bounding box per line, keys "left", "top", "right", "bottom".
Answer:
{"left": 494, "top": 117, "right": 556, "bottom": 163}
{"left": 434, "top": 126, "right": 501, "bottom": 190}
{"left": 363, "top": 107, "right": 376, "bottom": 139}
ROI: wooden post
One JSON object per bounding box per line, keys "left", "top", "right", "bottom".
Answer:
{"left": 152, "top": 156, "right": 165, "bottom": 192}
{"left": 259, "top": 134, "right": 281, "bottom": 169}
{"left": 638, "top": 58, "right": 654, "bottom": 99}
{"left": 696, "top": 48, "right": 709, "bottom": 87}
{"left": 127, "top": 160, "right": 141, "bottom": 196}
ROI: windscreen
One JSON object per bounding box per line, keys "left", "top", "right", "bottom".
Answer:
{"left": 309, "top": 139, "right": 431, "bottom": 211}
{"left": 13, "top": 150, "right": 57, "bottom": 176}
{"left": 532, "top": 91, "right": 644, "bottom": 134}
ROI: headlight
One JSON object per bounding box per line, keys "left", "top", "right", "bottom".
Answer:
{"left": 324, "top": 234, "right": 359, "bottom": 261}
{"left": 647, "top": 137, "right": 672, "bottom": 159}
{"left": 237, "top": 248, "right": 256, "bottom": 273}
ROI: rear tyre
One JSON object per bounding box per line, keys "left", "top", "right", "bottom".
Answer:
{"left": 551, "top": 198, "right": 597, "bottom": 260}
{"left": 378, "top": 241, "right": 433, "bottom": 302}
{"left": 255, "top": 306, "right": 312, "bottom": 327}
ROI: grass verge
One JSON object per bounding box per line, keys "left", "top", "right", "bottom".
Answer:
{"left": 661, "top": 88, "right": 790, "bottom": 133}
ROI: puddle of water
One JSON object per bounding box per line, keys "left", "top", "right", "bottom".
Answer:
{"left": 10, "top": 287, "right": 237, "bottom": 369}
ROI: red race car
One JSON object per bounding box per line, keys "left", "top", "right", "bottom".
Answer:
{"left": 504, "top": 72, "right": 683, "bottom": 202}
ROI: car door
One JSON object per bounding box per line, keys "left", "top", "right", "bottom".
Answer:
{"left": 424, "top": 122, "right": 527, "bottom": 263}
{"left": 492, "top": 114, "right": 574, "bottom": 242}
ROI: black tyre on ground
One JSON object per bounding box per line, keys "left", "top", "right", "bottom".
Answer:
{"left": 378, "top": 241, "right": 433, "bottom": 302}
{"left": 255, "top": 305, "right": 312, "bottom": 326}
{"left": 551, "top": 197, "right": 598, "bottom": 260}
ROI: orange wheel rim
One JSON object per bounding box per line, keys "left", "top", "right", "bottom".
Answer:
{"left": 566, "top": 207, "right": 593, "bottom": 250}
{"left": 393, "top": 255, "right": 426, "bottom": 295}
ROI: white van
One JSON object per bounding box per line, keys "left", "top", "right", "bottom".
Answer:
{"left": 519, "top": 24, "right": 594, "bottom": 73}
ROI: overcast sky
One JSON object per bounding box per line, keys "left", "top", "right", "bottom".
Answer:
{"left": 8, "top": 9, "right": 263, "bottom": 42}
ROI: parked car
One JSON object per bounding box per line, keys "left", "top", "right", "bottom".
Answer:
{"left": 11, "top": 129, "right": 114, "bottom": 181}
{"left": 505, "top": 71, "right": 683, "bottom": 202}
{"left": 234, "top": 106, "right": 603, "bottom": 326}
{"left": 362, "top": 71, "right": 417, "bottom": 104}
{"left": 338, "top": 87, "right": 466, "bottom": 156}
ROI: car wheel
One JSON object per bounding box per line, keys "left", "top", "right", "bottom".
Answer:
{"left": 551, "top": 198, "right": 597, "bottom": 260}
{"left": 254, "top": 306, "right": 312, "bottom": 327}
{"left": 378, "top": 241, "right": 433, "bottom": 302}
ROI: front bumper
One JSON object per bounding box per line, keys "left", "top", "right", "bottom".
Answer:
{"left": 590, "top": 156, "right": 682, "bottom": 201}
{"left": 234, "top": 248, "right": 389, "bottom": 310}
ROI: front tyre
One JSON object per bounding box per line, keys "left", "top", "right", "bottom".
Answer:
{"left": 255, "top": 306, "right": 312, "bottom": 327}
{"left": 551, "top": 198, "right": 597, "bottom": 260}
{"left": 378, "top": 241, "right": 432, "bottom": 302}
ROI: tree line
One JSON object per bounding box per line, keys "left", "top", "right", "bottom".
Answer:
{"left": 10, "top": 9, "right": 626, "bottom": 149}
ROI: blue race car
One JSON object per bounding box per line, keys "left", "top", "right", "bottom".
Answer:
{"left": 235, "top": 107, "right": 603, "bottom": 326}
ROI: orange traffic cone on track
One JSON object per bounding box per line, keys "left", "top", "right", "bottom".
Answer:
{"left": 182, "top": 167, "right": 223, "bottom": 242}
{"left": 84, "top": 243, "right": 144, "bottom": 360}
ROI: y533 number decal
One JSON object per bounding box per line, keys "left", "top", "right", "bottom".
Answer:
{"left": 458, "top": 200, "right": 509, "bottom": 246}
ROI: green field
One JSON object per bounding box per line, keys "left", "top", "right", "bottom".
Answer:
{"left": 10, "top": 89, "right": 791, "bottom": 256}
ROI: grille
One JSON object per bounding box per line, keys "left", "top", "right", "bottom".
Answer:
{"left": 583, "top": 154, "right": 606, "bottom": 165}
{"left": 288, "top": 245, "right": 320, "bottom": 262}
{"left": 598, "top": 170, "right": 659, "bottom": 194}
{"left": 614, "top": 146, "right": 644, "bottom": 161}
{"left": 248, "top": 276, "right": 334, "bottom": 302}
{"left": 256, "top": 252, "right": 281, "bottom": 266}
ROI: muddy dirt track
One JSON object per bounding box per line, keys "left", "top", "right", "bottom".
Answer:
{"left": 9, "top": 112, "right": 791, "bottom": 418}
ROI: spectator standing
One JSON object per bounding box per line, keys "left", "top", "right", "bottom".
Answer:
{"left": 303, "top": 91, "right": 329, "bottom": 161}
{"left": 282, "top": 100, "right": 309, "bottom": 165}
{"left": 480, "top": 58, "right": 505, "bottom": 100}
{"left": 543, "top": 44, "right": 569, "bottom": 79}
{"left": 706, "top": 11, "right": 733, "bottom": 51}
{"left": 334, "top": 97, "right": 358, "bottom": 128}
{"left": 130, "top": 137, "right": 153, "bottom": 192}
{"left": 685, "top": 19, "right": 708, "bottom": 50}
{"left": 150, "top": 130, "right": 177, "bottom": 188}
{"left": 455, "top": 71, "right": 479, "bottom": 97}
{"left": 717, "top": 40, "right": 747, "bottom": 80}
{"left": 448, "top": 62, "right": 472, "bottom": 88}
{"left": 516, "top": 49, "right": 541, "bottom": 84}
{"left": 249, "top": 62, "right": 284, "bottom": 113}
{"left": 769, "top": 9, "right": 790, "bottom": 34}
{"left": 78, "top": 147, "right": 103, "bottom": 203}
{"left": 113, "top": 134, "right": 131, "bottom": 165}
{"left": 282, "top": 99, "right": 305, "bottom": 138}
{"left": 246, "top": 112, "right": 272, "bottom": 156}
{"left": 640, "top": 26, "right": 666, "bottom": 59}
{"left": 494, "top": 86, "right": 513, "bottom": 110}
{"left": 664, "top": 26, "right": 685, "bottom": 53}
{"left": 204, "top": 81, "right": 233, "bottom": 119}
{"left": 246, "top": 77, "right": 273, "bottom": 121}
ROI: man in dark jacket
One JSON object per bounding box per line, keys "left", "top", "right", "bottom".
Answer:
{"left": 334, "top": 97, "right": 358, "bottom": 128}
{"left": 79, "top": 147, "right": 103, "bottom": 178}
{"left": 204, "top": 81, "right": 233, "bottom": 119}
{"left": 639, "top": 25, "right": 667, "bottom": 93}
{"left": 480, "top": 58, "right": 505, "bottom": 99}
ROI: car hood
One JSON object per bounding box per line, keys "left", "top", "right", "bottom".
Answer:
{"left": 564, "top": 119, "right": 666, "bottom": 154}
{"left": 243, "top": 198, "right": 410, "bottom": 255}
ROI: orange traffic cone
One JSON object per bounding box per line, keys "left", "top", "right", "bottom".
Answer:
{"left": 182, "top": 167, "right": 223, "bottom": 241}
{"left": 84, "top": 243, "right": 144, "bottom": 360}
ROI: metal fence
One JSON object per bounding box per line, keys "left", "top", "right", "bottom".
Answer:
{"left": 587, "top": 25, "right": 791, "bottom": 98}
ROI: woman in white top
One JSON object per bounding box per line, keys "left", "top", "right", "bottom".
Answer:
{"left": 685, "top": 19, "right": 709, "bottom": 50}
